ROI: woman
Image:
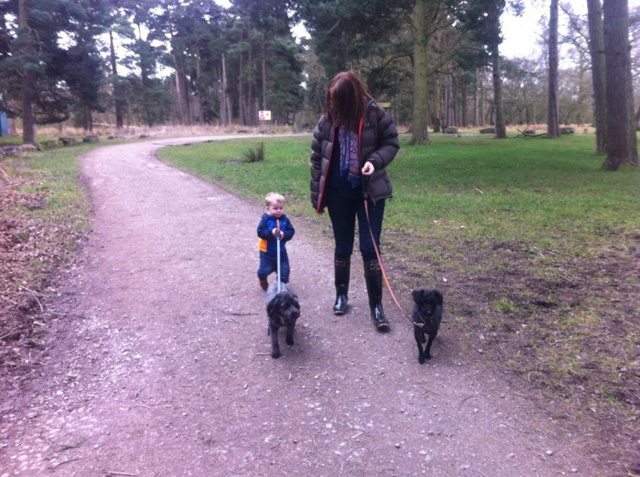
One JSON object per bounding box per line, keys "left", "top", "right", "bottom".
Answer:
{"left": 310, "top": 71, "right": 400, "bottom": 331}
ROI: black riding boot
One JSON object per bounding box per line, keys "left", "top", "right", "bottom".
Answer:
{"left": 333, "top": 257, "right": 350, "bottom": 315}
{"left": 363, "top": 260, "right": 389, "bottom": 331}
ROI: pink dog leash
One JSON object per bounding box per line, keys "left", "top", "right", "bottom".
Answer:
{"left": 362, "top": 199, "right": 418, "bottom": 327}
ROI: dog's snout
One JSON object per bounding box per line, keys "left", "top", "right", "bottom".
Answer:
{"left": 288, "top": 304, "right": 300, "bottom": 318}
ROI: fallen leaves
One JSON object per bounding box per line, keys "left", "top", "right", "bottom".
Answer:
{"left": 0, "top": 158, "right": 86, "bottom": 387}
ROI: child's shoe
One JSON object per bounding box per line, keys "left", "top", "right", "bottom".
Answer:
{"left": 259, "top": 277, "right": 268, "bottom": 291}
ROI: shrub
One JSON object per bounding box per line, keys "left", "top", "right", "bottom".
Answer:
{"left": 242, "top": 142, "right": 265, "bottom": 162}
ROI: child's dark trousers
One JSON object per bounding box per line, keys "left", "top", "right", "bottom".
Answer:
{"left": 257, "top": 252, "right": 290, "bottom": 283}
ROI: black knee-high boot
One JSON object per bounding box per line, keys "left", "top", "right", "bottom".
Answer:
{"left": 333, "top": 257, "right": 350, "bottom": 315}
{"left": 363, "top": 260, "right": 389, "bottom": 331}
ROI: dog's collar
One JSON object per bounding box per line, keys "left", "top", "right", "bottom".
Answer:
{"left": 413, "top": 321, "right": 425, "bottom": 328}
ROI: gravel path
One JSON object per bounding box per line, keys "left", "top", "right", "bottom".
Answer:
{"left": 0, "top": 137, "right": 606, "bottom": 476}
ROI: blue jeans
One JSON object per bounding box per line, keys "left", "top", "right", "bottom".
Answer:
{"left": 257, "top": 252, "right": 290, "bottom": 283}
{"left": 326, "top": 192, "right": 385, "bottom": 262}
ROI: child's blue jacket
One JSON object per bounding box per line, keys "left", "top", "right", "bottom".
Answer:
{"left": 257, "top": 213, "right": 295, "bottom": 255}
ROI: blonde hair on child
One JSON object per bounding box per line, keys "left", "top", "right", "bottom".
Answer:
{"left": 265, "top": 192, "right": 285, "bottom": 207}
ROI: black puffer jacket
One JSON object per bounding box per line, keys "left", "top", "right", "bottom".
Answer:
{"left": 310, "top": 99, "right": 400, "bottom": 212}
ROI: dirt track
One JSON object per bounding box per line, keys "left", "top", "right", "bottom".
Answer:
{"left": 0, "top": 137, "right": 607, "bottom": 476}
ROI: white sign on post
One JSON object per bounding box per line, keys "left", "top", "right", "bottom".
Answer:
{"left": 258, "top": 110, "right": 272, "bottom": 121}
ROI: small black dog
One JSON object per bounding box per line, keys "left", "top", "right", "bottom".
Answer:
{"left": 265, "top": 282, "right": 301, "bottom": 359}
{"left": 412, "top": 289, "right": 443, "bottom": 364}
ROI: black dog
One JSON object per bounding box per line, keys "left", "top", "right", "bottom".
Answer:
{"left": 412, "top": 289, "right": 443, "bottom": 364}
{"left": 265, "top": 282, "right": 301, "bottom": 359}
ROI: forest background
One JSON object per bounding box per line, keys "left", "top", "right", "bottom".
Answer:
{"left": 1, "top": 0, "right": 639, "bottom": 164}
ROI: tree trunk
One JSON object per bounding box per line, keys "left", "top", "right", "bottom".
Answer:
{"left": 449, "top": 75, "right": 455, "bottom": 126}
{"left": 490, "top": 53, "right": 506, "bottom": 138}
{"left": 587, "top": 0, "right": 607, "bottom": 154}
{"left": 86, "top": 107, "right": 93, "bottom": 131}
{"left": 532, "top": 103, "right": 536, "bottom": 124}
{"left": 261, "top": 34, "right": 267, "bottom": 111}
{"left": 173, "top": 53, "right": 191, "bottom": 125}
{"left": 443, "top": 75, "right": 450, "bottom": 128}
{"left": 411, "top": 0, "right": 430, "bottom": 144}
{"left": 431, "top": 73, "right": 442, "bottom": 132}
{"left": 462, "top": 85, "right": 467, "bottom": 127}
{"left": 588, "top": 1, "right": 608, "bottom": 146}
{"left": 602, "top": 0, "right": 638, "bottom": 169}
{"left": 194, "top": 49, "right": 203, "bottom": 123}
{"left": 173, "top": 71, "right": 183, "bottom": 123}
{"left": 18, "top": 0, "right": 34, "bottom": 145}
{"left": 487, "top": 2, "right": 506, "bottom": 138}
{"left": 479, "top": 67, "right": 486, "bottom": 126}
{"left": 575, "top": 60, "right": 588, "bottom": 126}
{"left": 248, "top": 46, "right": 255, "bottom": 126}
{"left": 136, "top": 23, "right": 153, "bottom": 127}
{"left": 221, "top": 53, "right": 232, "bottom": 124}
{"left": 474, "top": 70, "right": 479, "bottom": 126}
{"left": 218, "top": 71, "right": 225, "bottom": 125}
{"left": 547, "top": 0, "right": 560, "bottom": 137}
{"left": 109, "top": 30, "right": 124, "bottom": 129}
{"left": 238, "top": 50, "right": 245, "bottom": 125}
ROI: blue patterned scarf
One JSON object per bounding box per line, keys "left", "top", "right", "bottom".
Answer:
{"left": 338, "top": 124, "right": 361, "bottom": 188}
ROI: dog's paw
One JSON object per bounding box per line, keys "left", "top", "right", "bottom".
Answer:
{"left": 271, "top": 350, "right": 281, "bottom": 359}
{"left": 418, "top": 355, "right": 425, "bottom": 364}
{"left": 424, "top": 353, "right": 432, "bottom": 360}
{"left": 286, "top": 336, "right": 294, "bottom": 346}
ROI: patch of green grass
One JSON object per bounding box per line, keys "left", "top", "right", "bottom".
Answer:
{"left": 555, "top": 310, "right": 603, "bottom": 331}
{"left": 159, "top": 137, "right": 313, "bottom": 216}
{"left": 489, "top": 295, "right": 519, "bottom": 314}
{"left": 158, "top": 134, "right": 640, "bottom": 254}
{"left": 0, "top": 135, "right": 60, "bottom": 146}
{"left": 19, "top": 145, "right": 96, "bottom": 233}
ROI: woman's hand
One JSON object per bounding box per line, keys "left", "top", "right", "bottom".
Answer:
{"left": 361, "top": 162, "right": 375, "bottom": 176}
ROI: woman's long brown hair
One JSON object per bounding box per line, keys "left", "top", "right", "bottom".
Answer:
{"left": 323, "top": 71, "right": 369, "bottom": 132}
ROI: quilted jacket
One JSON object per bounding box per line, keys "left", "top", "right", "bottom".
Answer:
{"left": 310, "top": 99, "right": 400, "bottom": 212}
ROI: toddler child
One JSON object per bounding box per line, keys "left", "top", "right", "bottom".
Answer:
{"left": 257, "top": 192, "right": 295, "bottom": 290}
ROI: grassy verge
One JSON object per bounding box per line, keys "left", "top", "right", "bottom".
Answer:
{"left": 160, "top": 134, "right": 639, "bottom": 250}
{"left": 0, "top": 135, "right": 63, "bottom": 147}
{"left": 159, "top": 133, "right": 640, "bottom": 471}
{"left": 0, "top": 143, "right": 108, "bottom": 341}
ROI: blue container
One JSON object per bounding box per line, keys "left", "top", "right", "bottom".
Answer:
{"left": 0, "top": 112, "right": 8, "bottom": 137}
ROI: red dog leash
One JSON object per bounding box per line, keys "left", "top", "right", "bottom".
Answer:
{"left": 362, "top": 196, "right": 416, "bottom": 326}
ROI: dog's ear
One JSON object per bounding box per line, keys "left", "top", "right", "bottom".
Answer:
{"left": 286, "top": 295, "right": 300, "bottom": 311}
{"left": 434, "top": 290, "right": 443, "bottom": 306}
{"left": 266, "top": 295, "right": 281, "bottom": 319}
{"left": 412, "top": 289, "right": 421, "bottom": 302}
